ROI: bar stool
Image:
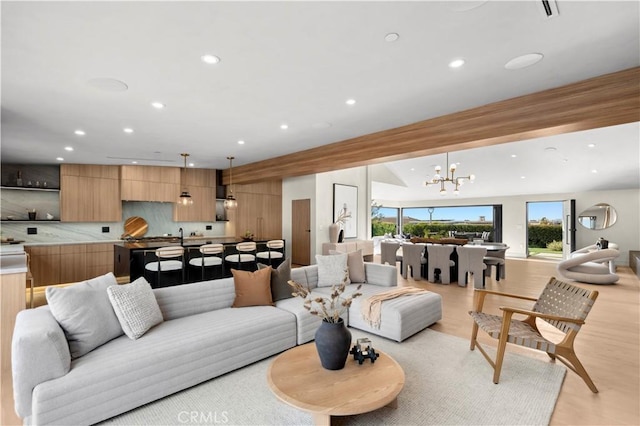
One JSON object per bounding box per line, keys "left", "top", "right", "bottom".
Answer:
{"left": 224, "top": 241, "right": 257, "bottom": 272}
{"left": 188, "top": 243, "right": 224, "bottom": 281}
{"left": 144, "top": 246, "right": 185, "bottom": 287}
{"left": 256, "top": 239, "right": 285, "bottom": 267}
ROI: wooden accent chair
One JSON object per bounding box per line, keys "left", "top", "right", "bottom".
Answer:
{"left": 469, "top": 277, "right": 599, "bottom": 393}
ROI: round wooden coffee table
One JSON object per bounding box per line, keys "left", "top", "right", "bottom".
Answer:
{"left": 267, "top": 343, "right": 405, "bottom": 426}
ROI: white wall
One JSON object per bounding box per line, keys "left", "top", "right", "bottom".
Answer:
{"left": 377, "top": 188, "right": 639, "bottom": 266}
{"left": 282, "top": 166, "right": 369, "bottom": 263}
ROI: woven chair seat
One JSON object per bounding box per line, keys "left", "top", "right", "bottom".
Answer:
{"left": 469, "top": 311, "right": 556, "bottom": 353}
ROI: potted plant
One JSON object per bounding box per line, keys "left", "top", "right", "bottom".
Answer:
{"left": 241, "top": 230, "right": 254, "bottom": 242}
{"left": 288, "top": 271, "right": 362, "bottom": 370}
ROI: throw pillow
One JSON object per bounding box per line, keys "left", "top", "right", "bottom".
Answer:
{"left": 107, "top": 277, "right": 163, "bottom": 340}
{"left": 46, "top": 272, "right": 123, "bottom": 358}
{"left": 329, "top": 249, "right": 366, "bottom": 283}
{"left": 232, "top": 267, "right": 274, "bottom": 307}
{"left": 258, "top": 258, "right": 293, "bottom": 302}
{"left": 316, "top": 253, "right": 350, "bottom": 287}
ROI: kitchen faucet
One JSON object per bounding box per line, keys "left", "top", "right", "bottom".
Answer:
{"left": 179, "top": 227, "right": 184, "bottom": 246}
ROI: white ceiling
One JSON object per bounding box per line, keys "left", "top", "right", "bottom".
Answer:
{"left": 1, "top": 1, "right": 639, "bottom": 200}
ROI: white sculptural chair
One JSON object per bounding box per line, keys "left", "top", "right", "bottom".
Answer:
{"left": 401, "top": 243, "right": 427, "bottom": 280}
{"left": 456, "top": 246, "right": 487, "bottom": 288}
{"left": 426, "top": 244, "right": 455, "bottom": 284}
{"left": 380, "top": 241, "right": 402, "bottom": 269}
{"left": 556, "top": 248, "right": 620, "bottom": 284}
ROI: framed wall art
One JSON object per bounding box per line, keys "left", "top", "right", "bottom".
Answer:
{"left": 333, "top": 183, "right": 357, "bottom": 239}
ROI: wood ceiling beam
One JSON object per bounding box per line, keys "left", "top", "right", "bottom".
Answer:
{"left": 222, "top": 67, "right": 640, "bottom": 185}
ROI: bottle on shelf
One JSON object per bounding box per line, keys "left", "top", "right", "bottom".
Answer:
{"left": 16, "top": 171, "right": 23, "bottom": 187}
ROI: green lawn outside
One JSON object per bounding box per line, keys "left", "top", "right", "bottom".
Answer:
{"left": 528, "top": 247, "right": 562, "bottom": 255}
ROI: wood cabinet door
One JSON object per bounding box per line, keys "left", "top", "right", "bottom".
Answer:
{"left": 60, "top": 165, "right": 121, "bottom": 222}
{"left": 26, "top": 246, "right": 61, "bottom": 286}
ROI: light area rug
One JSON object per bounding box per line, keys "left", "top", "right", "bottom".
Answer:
{"left": 100, "top": 329, "right": 566, "bottom": 426}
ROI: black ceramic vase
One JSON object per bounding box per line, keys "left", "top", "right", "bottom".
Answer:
{"left": 314, "top": 318, "right": 352, "bottom": 370}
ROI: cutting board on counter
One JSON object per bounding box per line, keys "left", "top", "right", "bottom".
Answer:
{"left": 122, "top": 216, "right": 148, "bottom": 238}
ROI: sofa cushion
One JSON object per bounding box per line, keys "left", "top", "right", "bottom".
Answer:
{"left": 107, "top": 277, "right": 164, "bottom": 339}
{"left": 258, "top": 257, "right": 292, "bottom": 302}
{"left": 45, "top": 272, "right": 123, "bottom": 358}
{"left": 330, "top": 249, "right": 366, "bottom": 283}
{"left": 316, "top": 253, "right": 349, "bottom": 287}
{"left": 232, "top": 267, "right": 274, "bottom": 307}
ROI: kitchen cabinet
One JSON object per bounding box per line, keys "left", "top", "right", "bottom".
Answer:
{"left": 120, "top": 165, "right": 180, "bottom": 202}
{"left": 173, "top": 168, "right": 216, "bottom": 222}
{"left": 233, "top": 180, "right": 282, "bottom": 240}
{"left": 25, "top": 243, "right": 115, "bottom": 287}
{"left": 60, "top": 164, "right": 121, "bottom": 222}
{"left": 1, "top": 164, "right": 61, "bottom": 221}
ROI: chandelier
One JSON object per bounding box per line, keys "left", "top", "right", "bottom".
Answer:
{"left": 424, "top": 152, "right": 475, "bottom": 196}
{"left": 223, "top": 156, "right": 238, "bottom": 210}
{"left": 177, "top": 153, "right": 194, "bottom": 206}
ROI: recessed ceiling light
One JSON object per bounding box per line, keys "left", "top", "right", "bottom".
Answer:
{"left": 544, "top": 147, "right": 557, "bottom": 152}
{"left": 188, "top": 162, "right": 195, "bottom": 167}
{"left": 448, "top": 58, "right": 465, "bottom": 69}
{"left": 521, "top": 176, "right": 526, "bottom": 179}
{"left": 280, "top": 124, "right": 289, "bottom": 130}
{"left": 123, "top": 128, "right": 134, "bottom": 134}
{"left": 74, "top": 130, "right": 85, "bottom": 136}
{"left": 591, "top": 169, "right": 598, "bottom": 173}
{"left": 237, "top": 140, "right": 245, "bottom": 145}
{"left": 346, "top": 99, "right": 356, "bottom": 105}
{"left": 56, "top": 157, "right": 64, "bottom": 161}
{"left": 201, "top": 54, "right": 221, "bottom": 64}
{"left": 587, "top": 143, "right": 596, "bottom": 148}
{"left": 384, "top": 33, "right": 399, "bottom": 42}
{"left": 511, "top": 154, "right": 517, "bottom": 158}
{"left": 504, "top": 53, "right": 544, "bottom": 70}
{"left": 151, "top": 102, "right": 165, "bottom": 109}
{"left": 410, "top": 168, "right": 415, "bottom": 171}
{"left": 132, "top": 161, "right": 138, "bottom": 164}
{"left": 64, "top": 146, "right": 74, "bottom": 151}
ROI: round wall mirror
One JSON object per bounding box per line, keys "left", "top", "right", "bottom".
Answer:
{"left": 577, "top": 203, "right": 617, "bottom": 230}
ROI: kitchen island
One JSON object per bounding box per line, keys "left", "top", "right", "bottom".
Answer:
{"left": 114, "top": 237, "right": 281, "bottom": 286}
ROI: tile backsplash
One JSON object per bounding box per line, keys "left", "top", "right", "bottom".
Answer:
{"left": 1, "top": 201, "right": 227, "bottom": 244}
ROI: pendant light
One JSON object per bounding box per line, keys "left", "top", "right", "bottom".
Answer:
{"left": 177, "top": 153, "right": 194, "bottom": 206}
{"left": 224, "top": 156, "right": 238, "bottom": 210}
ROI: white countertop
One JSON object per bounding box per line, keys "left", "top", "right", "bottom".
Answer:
{"left": 0, "top": 244, "right": 27, "bottom": 274}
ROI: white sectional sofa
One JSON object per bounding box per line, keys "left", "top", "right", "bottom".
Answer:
{"left": 12, "top": 262, "right": 442, "bottom": 425}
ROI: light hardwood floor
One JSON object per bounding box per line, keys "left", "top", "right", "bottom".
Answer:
{"left": 394, "top": 257, "right": 640, "bottom": 425}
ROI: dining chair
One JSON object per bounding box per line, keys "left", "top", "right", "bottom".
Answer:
{"left": 144, "top": 246, "right": 185, "bottom": 287}
{"left": 256, "top": 239, "right": 285, "bottom": 267}
{"left": 188, "top": 243, "right": 224, "bottom": 281}
{"left": 469, "top": 277, "right": 600, "bottom": 392}
{"left": 456, "top": 246, "right": 487, "bottom": 288}
{"left": 426, "top": 244, "right": 455, "bottom": 284}
{"left": 380, "top": 241, "right": 402, "bottom": 269}
{"left": 484, "top": 248, "right": 507, "bottom": 281}
{"left": 224, "top": 241, "right": 257, "bottom": 271}
{"left": 401, "top": 243, "right": 427, "bottom": 280}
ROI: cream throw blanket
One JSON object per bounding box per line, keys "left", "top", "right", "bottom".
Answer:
{"left": 361, "top": 287, "right": 430, "bottom": 329}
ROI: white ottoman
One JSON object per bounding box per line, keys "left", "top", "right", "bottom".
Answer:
{"left": 346, "top": 285, "right": 443, "bottom": 342}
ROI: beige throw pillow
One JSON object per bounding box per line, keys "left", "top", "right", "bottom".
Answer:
{"left": 329, "top": 249, "right": 366, "bottom": 283}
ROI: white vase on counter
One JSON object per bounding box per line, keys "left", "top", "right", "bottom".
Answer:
{"left": 329, "top": 223, "right": 340, "bottom": 244}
